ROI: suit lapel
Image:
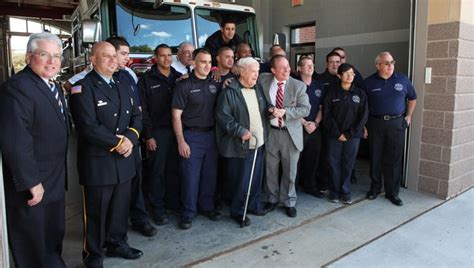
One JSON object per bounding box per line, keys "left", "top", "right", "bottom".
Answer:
{"left": 27, "top": 68, "right": 66, "bottom": 126}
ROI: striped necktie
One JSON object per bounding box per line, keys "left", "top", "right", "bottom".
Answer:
{"left": 276, "top": 81, "right": 284, "bottom": 127}
{"left": 49, "top": 81, "right": 65, "bottom": 119}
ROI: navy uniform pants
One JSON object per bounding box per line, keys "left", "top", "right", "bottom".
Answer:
{"left": 82, "top": 180, "right": 131, "bottom": 267}
{"left": 129, "top": 146, "right": 150, "bottom": 226}
{"left": 145, "top": 128, "right": 180, "bottom": 215}
{"left": 367, "top": 116, "right": 407, "bottom": 197}
{"left": 297, "top": 127, "right": 324, "bottom": 191}
{"left": 226, "top": 146, "right": 265, "bottom": 217}
{"left": 327, "top": 137, "right": 360, "bottom": 199}
{"left": 7, "top": 199, "right": 66, "bottom": 268}
{"left": 179, "top": 130, "right": 217, "bottom": 219}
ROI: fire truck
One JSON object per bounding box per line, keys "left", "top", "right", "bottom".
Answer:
{"left": 66, "top": 0, "right": 260, "bottom": 76}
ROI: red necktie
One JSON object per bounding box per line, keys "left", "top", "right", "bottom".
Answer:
{"left": 276, "top": 82, "right": 284, "bottom": 127}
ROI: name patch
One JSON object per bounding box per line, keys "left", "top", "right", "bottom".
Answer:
{"left": 190, "top": 89, "right": 201, "bottom": 94}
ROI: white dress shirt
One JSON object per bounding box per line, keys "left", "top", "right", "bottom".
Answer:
{"left": 269, "top": 78, "right": 286, "bottom": 127}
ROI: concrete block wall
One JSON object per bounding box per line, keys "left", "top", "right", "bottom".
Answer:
{"left": 418, "top": 0, "right": 474, "bottom": 198}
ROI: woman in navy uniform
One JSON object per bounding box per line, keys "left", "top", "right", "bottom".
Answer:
{"left": 69, "top": 42, "right": 143, "bottom": 267}
{"left": 323, "top": 63, "right": 368, "bottom": 204}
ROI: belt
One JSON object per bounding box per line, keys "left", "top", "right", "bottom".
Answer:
{"left": 371, "top": 115, "right": 402, "bottom": 121}
{"left": 183, "top": 126, "right": 214, "bottom": 132}
{"left": 270, "top": 125, "right": 288, "bottom": 130}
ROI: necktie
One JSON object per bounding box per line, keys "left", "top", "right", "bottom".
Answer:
{"left": 276, "top": 81, "right": 284, "bottom": 127}
{"left": 49, "top": 81, "right": 64, "bottom": 119}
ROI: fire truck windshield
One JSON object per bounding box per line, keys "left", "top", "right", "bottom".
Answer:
{"left": 115, "top": 2, "right": 192, "bottom": 53}
{"left": 195, "top": 7, "right": 258, "bottom": 54}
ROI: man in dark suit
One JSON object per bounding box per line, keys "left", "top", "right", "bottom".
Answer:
{"left": 0, "top": 32, "right": 69, "bottom": 268}
{"left": 69, "top": 41, "right": 143, "bottom": 267}
{"left": 258, "top": 55, "right": 310, "bottom": 218}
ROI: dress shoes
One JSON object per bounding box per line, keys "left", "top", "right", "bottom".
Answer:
{"left": 152, "top": 214, "right": 169, "bottom": 226}
{"left": 231, "top": 215, "right": 251, "bottom": 226}
{"left": 105, "top": 247, "right": 143, "bottom": 260}
{"left": 286, "top": 207, "right": 297, "bottom": 218}
{"left": 263, "top": 202, "right": 277, "bottom": 214}
{"left": 131, "top": 223, "right": 157, "bottom": 237}
{"left": 202, "top": 210, "right": 222, "bottom": 221}
{"left": 366, "top": 190, "right": 380, "bottom": 200}
{"left": 179, "top": 217, "right": 192, "bottom": 230}
{"left": 386, "top": 195, "right": 404, "bottom": 206}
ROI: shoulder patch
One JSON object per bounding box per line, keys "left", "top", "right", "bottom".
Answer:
{"left": 71, "top": 85, "right": 82, "bottom": 94}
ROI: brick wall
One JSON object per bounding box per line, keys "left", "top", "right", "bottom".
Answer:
{"left": 419, "top": 18, "right": 474, "bottom": 198}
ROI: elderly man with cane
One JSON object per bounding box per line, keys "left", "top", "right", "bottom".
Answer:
{"left": 216, "top": 57, "right": 270, "bottom": 226}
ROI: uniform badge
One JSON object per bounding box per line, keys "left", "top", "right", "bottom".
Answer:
{"left": 352, "top": 95, "right": 361, "bottom": 103}
{"left": 394, "top": 83, "right": 403, "bottom": 91}
{"left": 209, "top": 85, "right": 217, "bottom": 94}
{"left": 315, "top": 89, "right": 322, "bottom": 97}
{"left": 71, "top": 85, "right": 82, "bottom": 94}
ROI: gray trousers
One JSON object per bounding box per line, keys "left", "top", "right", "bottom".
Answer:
{"left": 265, "top": 128, "right": 300, "bottom": 207}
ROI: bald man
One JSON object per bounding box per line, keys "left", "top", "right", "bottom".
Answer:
{"left": 70, "top": 41, "right": 143, "bottom": 267}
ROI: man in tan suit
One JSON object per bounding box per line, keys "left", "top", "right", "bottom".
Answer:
{"left": 258, "top": 55, "right": 310, "bottom": 217}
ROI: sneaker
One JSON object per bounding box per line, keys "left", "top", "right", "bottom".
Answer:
{"left": 341, "top": 196, "right": 353, "bottom": 205}
{"left": 329, "top": 194, "right": 339, "bottom": 203}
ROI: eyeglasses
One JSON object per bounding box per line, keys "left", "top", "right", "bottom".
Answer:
{"left": 379, "top": 60, "right": 396, "bottom": 66}
{"left": 30, "top": 51, "right": 62, "bottom": 61}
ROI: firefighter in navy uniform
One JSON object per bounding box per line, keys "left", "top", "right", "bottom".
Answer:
{"left": 70, "top": 42, "right": 143, "bottom": 267}
{"left": 364, "top": 52, "right": 417, "bottom": 207}
{"left": 171, "top": 48, "right": 222, "bottom": 230}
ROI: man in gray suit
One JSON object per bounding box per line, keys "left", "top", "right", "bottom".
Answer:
{"left": 259, "top": 55, "right": 310, "bottom": 217}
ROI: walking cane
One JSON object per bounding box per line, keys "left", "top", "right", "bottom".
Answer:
{"left": 241, "top": 134, "right": 259, "bottom": 228}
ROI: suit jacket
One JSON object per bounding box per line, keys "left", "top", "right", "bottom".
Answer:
{"left": 0, "top": 66, "right": 69, "bottom": 206}
{"left": 70, "top": 70, "right": 142, "bottom": 186}
{"left": 258, "top": 73, "right": 310, "bottom": 151}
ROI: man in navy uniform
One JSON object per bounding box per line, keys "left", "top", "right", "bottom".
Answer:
{"left": 364, "top": 52, "right": 417, "bottom": 206}
{"left": 140, "top": 44, "right": 183, "bottom": 225}
{"left": 204, "top": 19, "right": 244, "bottom": 66}
{"left": 107, "top": 36, "right": 157, "bottom": 237}
{"left": 70, "top": 41, "right": 143, "bottom": 267}
{"left": 0, "top": 32, "right": 68, "bottom": 268}
{"left": 171, "top": 48, "right": 222, "bottom": 229}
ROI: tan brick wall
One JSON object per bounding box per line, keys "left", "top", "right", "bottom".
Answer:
{"left": 419, "top": 0, "right": 474, "bottom": 198}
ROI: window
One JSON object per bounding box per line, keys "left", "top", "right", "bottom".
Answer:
{"left": 115, "top": 1, "right": 192, "bottom": 53}
{"left": 290, "top": 24, "right": 316, "bottom": 45}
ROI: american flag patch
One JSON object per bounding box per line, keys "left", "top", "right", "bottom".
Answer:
{"left": 71, "top": 85, "right": 82, "bottom": 94}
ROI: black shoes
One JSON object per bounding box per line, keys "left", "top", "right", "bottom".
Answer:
{"left": 131, "top": 223, "right": 157, "bottom": 237}
{"left": 105, "top": 247, "right": 143, "bottom": 260}
{"left": 152, "top": 214, "right": 169, "bottom": 226}
{"left": 179, "top": 217, "right": 192, "bottom": 230}
{"left": 263, "top": 202, "right": 277, "bottom": 214}
{"left": 286, "top": 207, "right": 297, "bottom": 218}
{"left": 232, "top": 215, "right": 251, "bottom": 226}
{"left": 202, "top": 210, "right": 222, "bottom": 221}
{"left": 386, "top": 195, "right": 404, "bottom": 206}
{"left": 305, "top": 189, "right": 325, "bottom": 198}
{"left": 366, "top": 190, "right": 380, "bottom": 200}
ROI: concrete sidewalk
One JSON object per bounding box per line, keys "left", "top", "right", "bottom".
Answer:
{"left": 62, "top": 170, "right": 473, "bottom": 267}
{"left": 329, "top": 188, "right": 474, "bottom": 268}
